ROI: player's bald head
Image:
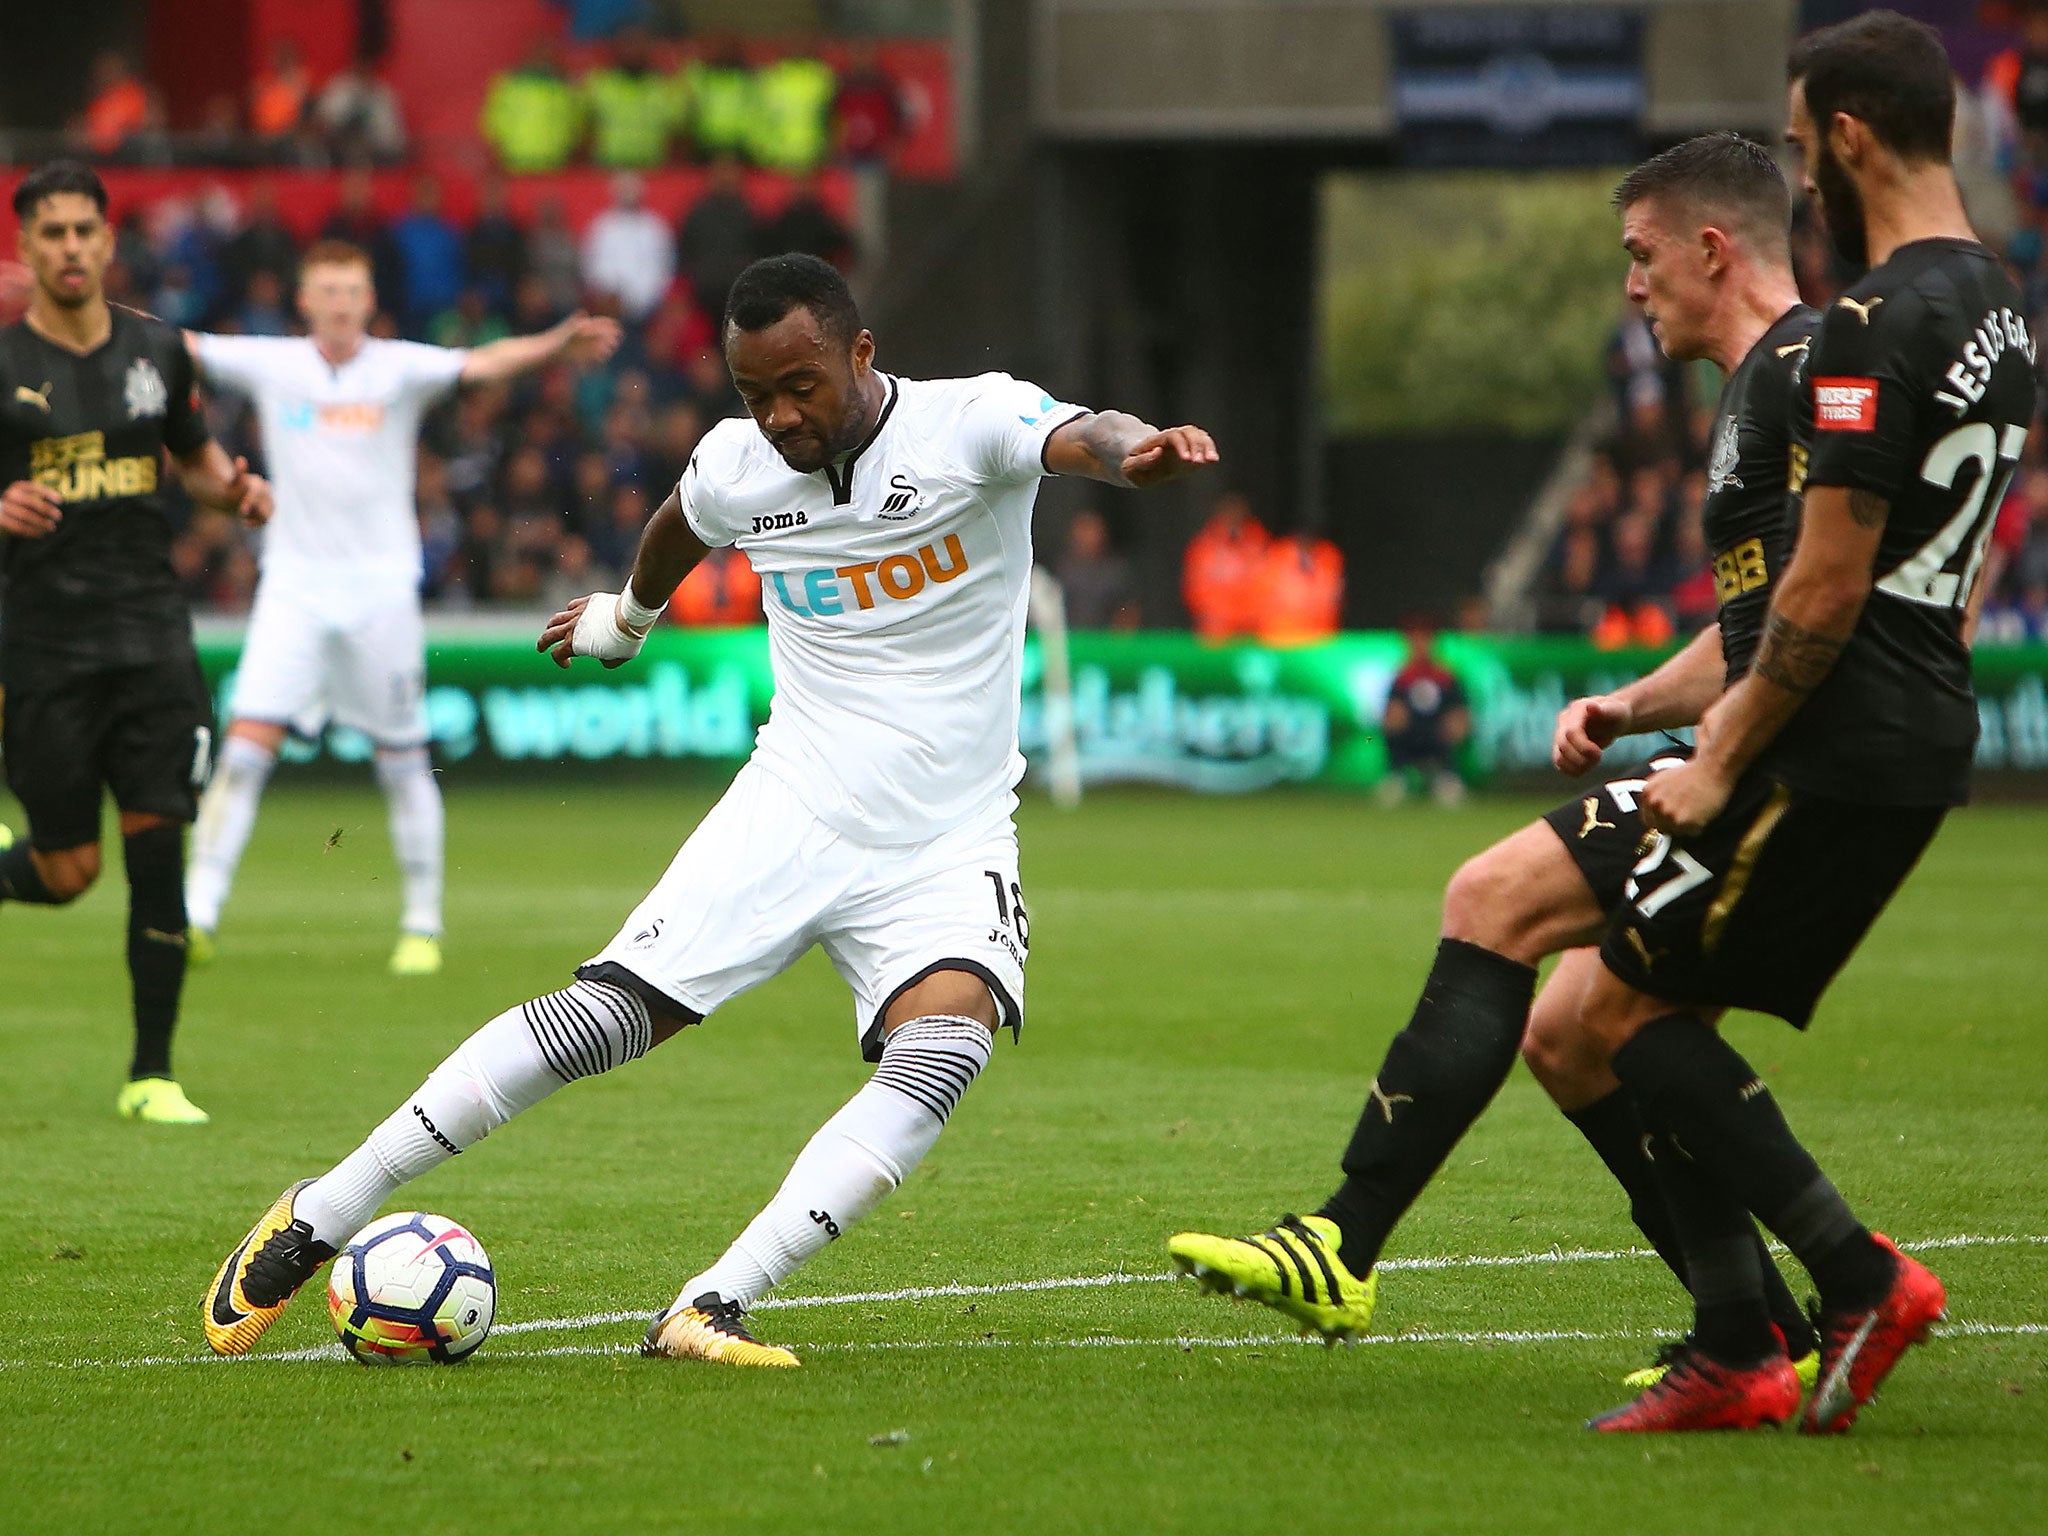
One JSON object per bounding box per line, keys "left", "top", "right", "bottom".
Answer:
{"left": 1612, "top": 134, "right": 1792, "bottom": 262}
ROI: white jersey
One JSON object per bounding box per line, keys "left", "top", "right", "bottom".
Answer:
{"left": 681, "top": 372, "right": 1086, "bottom": 846}
{"left": 192, "top": 333, "right": 468, "bottom": 599}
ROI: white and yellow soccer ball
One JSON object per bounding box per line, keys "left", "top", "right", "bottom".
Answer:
{"left": 327, "top": 1212, "right": 496, "bottom": 1365}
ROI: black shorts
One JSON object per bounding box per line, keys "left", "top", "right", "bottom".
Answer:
{"left": 1542, "top": 744, "right": 1694, "bottom": 910}
{"left": 1590, "top": 764, "right": 1944, "bottom": 1028}
{"left": 1, "top": 648, "right": 211, "bottom": 849}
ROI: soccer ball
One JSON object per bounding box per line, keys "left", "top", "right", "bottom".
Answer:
{"left": 327, "top": 1212, "right": 496, "bottom": 1365}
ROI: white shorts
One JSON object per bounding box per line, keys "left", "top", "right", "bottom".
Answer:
{"left": 584, "top": 763, "right": 1028, "bottom": 1060}
{"left": 230, "top": 582, "right": 428, "bottom": 748}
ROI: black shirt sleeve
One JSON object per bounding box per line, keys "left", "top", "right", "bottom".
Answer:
{"left": 1803, "top": 294, "right": 1922, "bottom": 500}
{"left": 160, "top": 330, "right": 210, "bottom": 459}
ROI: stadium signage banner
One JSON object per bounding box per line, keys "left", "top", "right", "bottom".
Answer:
{"left": 193, "top": 627, "right": 2048, "bottom": 790}
{"left": 1391, "top": 6, "right": 1644, "bottom": 167}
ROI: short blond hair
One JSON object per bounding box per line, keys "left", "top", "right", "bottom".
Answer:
{"left": 299, "top": 239, "right": 372, "bottom": 278}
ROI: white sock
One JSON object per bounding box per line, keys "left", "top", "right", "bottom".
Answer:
{"left": 676, "top": 1015, "right": 994, "bottom": 1312}
{"left": 376, "top": 746, "right": 444, "bottom": 937}
{"left": 185, "top": 734, "right": 276, "bottom": 932}
{"left": 297, "top": 979, "right": 653, "bottom": 1247}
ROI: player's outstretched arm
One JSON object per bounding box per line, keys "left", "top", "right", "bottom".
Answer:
{"left": 461, "top": 312, "right": 623, "bottom": 386}
{"left": 539, "top": 487, "right": 711, "bottom": 669}
{"left": 1043, "top": 412, "right": 1219, "bottom": 488}
{"left": 1552, "top": 624, "right": 1725, "bottom": 776}
{"left": 1643, "top": 488, "right": 1884, "bottom": 835}
{"left": 172, "top": 442, "right": 273, "bottom": 526}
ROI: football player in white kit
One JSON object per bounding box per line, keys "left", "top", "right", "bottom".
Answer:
{"left": 181, "top": 239, "right": 620, "bottom": 976}
{"left": 203, "top": 253, "right": 1216, "bottom": 1364}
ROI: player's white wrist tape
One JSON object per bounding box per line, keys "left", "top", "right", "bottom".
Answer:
{"left": 617, "top": 586, "right": 666, "bottom": 632}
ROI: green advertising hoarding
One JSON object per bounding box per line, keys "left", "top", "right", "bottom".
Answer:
{"left": 192, "top": 623, "right": 2048, "bottom": 790}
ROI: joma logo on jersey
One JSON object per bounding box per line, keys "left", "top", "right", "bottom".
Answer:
{"left": 752, "top": 510, "right": 809, "bottom": 534}
{"left": 770, "top": 534, "right": 969, "bottom": 616}
{"left": 28, "top": 430, "right": 158, "bottom": 500}
{"left": 1813, "top": 378, "right": 1878, "bottom": 432}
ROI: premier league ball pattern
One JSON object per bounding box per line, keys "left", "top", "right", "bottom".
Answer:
{"left": 328, "top": 1212, "right": 496, "bottom": 1365}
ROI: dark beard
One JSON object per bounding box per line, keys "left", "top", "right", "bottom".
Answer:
{"left": 1814, "top": 142, "right": 1869, "bottom": 272}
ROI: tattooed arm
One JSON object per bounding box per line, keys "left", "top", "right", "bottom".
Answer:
{"left": 1641, "top": 485, "right": 1887, "bottom": 835}
{"left": 1043, "top": 412, "right": 1219, "bottom": 488}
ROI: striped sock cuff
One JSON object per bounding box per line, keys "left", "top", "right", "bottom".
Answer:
{"left": 522, "top": 979, "right": 653, "bottom": 1084}
{"left": 871, "top": 1014, "right": 993, "bottom": 1126}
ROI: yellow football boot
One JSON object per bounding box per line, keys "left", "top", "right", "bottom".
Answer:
{"left": 389, "top": 932, "right": 442, "bottom": 977}
{"left": 116, "top": 1077, "right": 210, "bottom": 1125}
{"left": 642, "top": 1294, "right": 800, "bottom": 1367}
{"left": 1168, "top": 1213, "right": 1377, "bottom": 1342}
{"left": 186, "top": 926, "right": 217, "bottom": 967}
{"left": 203, "top": 1179, "right": 337, "bottom": 1355}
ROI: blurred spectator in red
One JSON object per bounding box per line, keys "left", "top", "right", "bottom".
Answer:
{"left": 1182, "top": 492, "right": 1270, "bottom": 641}
{"left": 482, "top": 36, "right": 585, "bottom": 174}
{"left": 314, "top": 55, "right": 408, "bottom": 165}
{"left": 1377, "top": 615, "right": 1471, "bottom": 807}
{"left": 642, "top": 287, "right": 715, "bottom": 378}
{"left": 672, "top": 544, "right": 762, "bottom": 626}
{"left": 82, "top": 52, "right": 150, "bottom": 158}
{"left": 250, "top": 37, "right": 314, "bottom": 157}
{"left": 1056, "top": 510, "right": 1138, "bottom": 630}
{"left": 1255, "top": 532, "right": 1343, "bottom": 646}
{"left": 583, "top": 172, "right": 674, "bottom": 321}
{"left": 834, "top": 43, "right": 908, "bottom": 166}
{"left": 465, "top": 175, "right": 528, "bottom": 318}
{"left": 761, "top": 172, "right": 854, "bottom": 270}
{"left": 676, "top": 157, "right": 759, "bottom": 324}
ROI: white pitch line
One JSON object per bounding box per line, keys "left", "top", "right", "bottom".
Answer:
{"left": 10, "top": 1233, "right": 2043, "bottom": 1372}
{"left": 496, "top": 1232, "right": 2045, "bottom": 1338}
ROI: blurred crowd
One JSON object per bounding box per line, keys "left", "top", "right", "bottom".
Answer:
{"left": 1047, "top": 495, "right": 1346, "bottom": 645}
{"left": 70, "top": 33, "right": 910, "bottom": 178}
{"left": 148, "top": 166, "right": 859, "bottom": 618}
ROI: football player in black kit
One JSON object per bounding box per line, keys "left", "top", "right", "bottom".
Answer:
{"left": 1569, "top": 12, "right": 2035, "bottom": 1433}
{"left": 1168, "top": 133, "right": 1829, "bottom": 1393}
{"left": 0, "top": 162, "right": 273, "bottom": 1124}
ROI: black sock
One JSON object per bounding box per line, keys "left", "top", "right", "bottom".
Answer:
{"left": 1564, "top": 1091, "right": 1689, "bottom": 1287}
{"left": 0, "top": 838, "right": 64, "bottom": 904}
{"left": 1641, "top": 1124, "right": 1776, "bottom": 1362}
{"left": 1316, "top": 938, "right": 1535, "bottom": 1274}
{"left": 1565, "top": 1090, "right": 1814, "bottom": 1354}
{"left": 1613, "top": 1014, "right": 1891, "bottom": 1313}
{"left": 123, "top": 824, "right": 188, "bottom": 1081}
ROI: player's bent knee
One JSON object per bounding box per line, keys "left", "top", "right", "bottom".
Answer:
{"left": 36, "top": 844, "right": 101, "bottom": 901}
{"left": 573, "top": 960, "right": 702, "bottom": 1047}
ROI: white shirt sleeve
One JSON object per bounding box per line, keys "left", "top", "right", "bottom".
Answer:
{"left": 955, "top": 372, "right": 1089, "bottom": 485}
{"left": 389, "top": 340, "right": 470, "bottom": 407}
{"left": 673, "top": 425, "right": 744, "bottom": 548}
{"left": 190, "top": 333, "right": 292, "bottom": 397}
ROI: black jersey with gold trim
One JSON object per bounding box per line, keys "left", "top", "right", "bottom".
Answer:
{"left": 0, "top": 305, "right": 210, "bottom": 670}
{"left": 1769, "top": 238, "right": 2037, "bottom": 806}
{"left": 1702, "top": 303, "right": 1818, "bottom": 684}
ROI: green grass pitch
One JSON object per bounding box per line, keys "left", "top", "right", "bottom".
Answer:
{"left": 2, "top": 781, "right": 2044, "bottom": 1534}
